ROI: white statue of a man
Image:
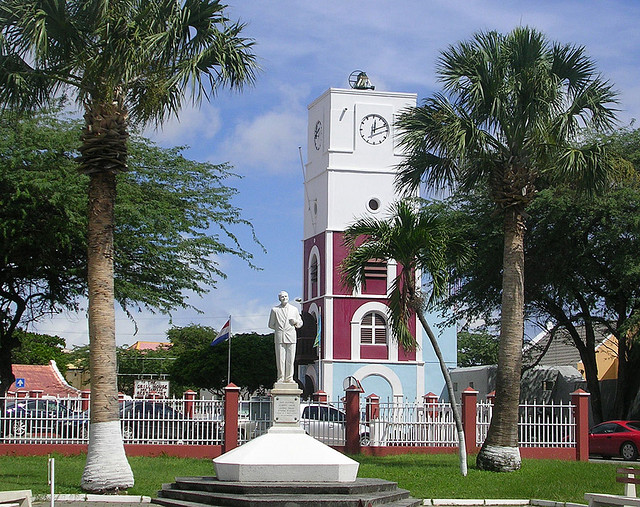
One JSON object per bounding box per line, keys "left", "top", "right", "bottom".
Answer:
{"left": 268, "top": 290, "right": 303, "bottom": 384}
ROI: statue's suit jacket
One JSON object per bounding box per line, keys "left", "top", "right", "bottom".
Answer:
{"left": 268, "top": 304, "right": 302, "bottom": 344}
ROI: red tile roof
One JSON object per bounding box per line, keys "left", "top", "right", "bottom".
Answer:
{"left": 128, "top": 341, "right": 171, "bottom": 351}
{"left": 10, "top": 361, "right": 81, "bottom": 397}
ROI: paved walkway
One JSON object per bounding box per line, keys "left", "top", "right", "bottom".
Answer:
{"left": 35, "top": 503, "right": 149, "bottom": 507}
{"left": 33, "top": 495, "right": 151, "bottom": 507}
{"left": 30, "top": 498, "right": 590, "bottom": 507}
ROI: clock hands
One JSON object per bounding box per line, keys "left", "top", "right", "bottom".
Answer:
{"left": 360, "top": 114, "right": 388, "bottom": 144}
{"left": 369, "top": 120, "right": 387, "bottom": 139}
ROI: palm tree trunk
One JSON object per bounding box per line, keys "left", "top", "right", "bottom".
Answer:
{"left": 476, "top": 207, "right": 524, "bottom": 472}
{"left": 417, "top": 313, "right": 468, "bottom": 476}
{"left": 80, "top": 102, "right": 133, "bottom": 491}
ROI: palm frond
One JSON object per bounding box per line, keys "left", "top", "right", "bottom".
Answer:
{"left": 0, "top": 0, "right": 257, "bottom": 125}
{"left": 395, "top": 26, "right": 618, "bottom": 208}
{"left": 387, "top": 276, "right": 419, "bottom": 352}
{"left": 551, "top": 143, "right": 612, "bottom": 194}
{"left": 340, "top": 200, "right": 469, "bottom": 351}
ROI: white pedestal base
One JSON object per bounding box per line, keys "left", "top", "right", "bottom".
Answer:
{"left": 213, "top": 383, "right": 359, "bottom": 482}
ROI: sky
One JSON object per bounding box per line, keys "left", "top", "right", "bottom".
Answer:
{"left": 34, "top": 0, "right": 640, "bottom": 349}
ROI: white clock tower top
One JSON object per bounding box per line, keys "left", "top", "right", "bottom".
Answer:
{"left": 304, "top": 86, "right": 417, "bottom": 239}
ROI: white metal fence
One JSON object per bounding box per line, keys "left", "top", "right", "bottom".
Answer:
{"left": 367, "top": 400, "right": 458, "bottom": 446}
{"left": 237, "top": 398, "right": 272, "bottom": 445}
{"left": 119, "top": 398, "right": 223, "bottom": 445}
{"left": 476, "top": 400, "right": 576, "bottom": 447}
{"left": 0, "top": 395, "right": 225, "bottom": 445}
{"left": 1, "top": 395, "right": 576, "bottom": 449}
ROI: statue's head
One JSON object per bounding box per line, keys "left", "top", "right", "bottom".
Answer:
{"left": 278, "top": 291, "right": 289, "bottom": 305}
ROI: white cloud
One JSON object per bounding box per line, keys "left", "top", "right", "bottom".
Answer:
{"left": 144, "top": 103, "right": 222, "bottom": 148}
{"left": 31, "top": 310, "right": 89, "bottom": 349}
{"left": 218, "top": 105, "right": 307, "bottom": 175}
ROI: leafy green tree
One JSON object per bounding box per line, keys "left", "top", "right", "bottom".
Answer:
{"left": 65, "top": 344, "right": 178, "bottom": 395}
{"left": 117, "top": 325, "right": 221, "bottom": 397}
{"left": 11, "top": 330, "right": 68, "bottom": 373}
{"left": 115, "top": 346, "right": 176, "bottom": 396}
{"left": 526, "top": 184, "right": 640, "bottom": 421}
{"left": 395, "top": 27, "right": 617, "bottom": 471}
{"left": 440, "top": 163, "right": 640, "bottom": 423}
{"left": 341, "top": 199, "right": 470, "bottom": 476}
{"left": 66, "top": 345, "right": 91, "bottom": 371}
{"left": 0, "top": 109, "right": 261, "bottom": 395}
{"left": 169, "top": 332, "right": 276, "bottom": 394}
{"left": 457, "top": 330, "right": 500, "bottom": 368}
{"left": 0, "top": 109, "right": 87, "bottom": 397}
{"left": 0, "top": 0, "right": 256, "bottom": 489}
{"left": 166, "top": 324, "right": 219, "bottom": 356}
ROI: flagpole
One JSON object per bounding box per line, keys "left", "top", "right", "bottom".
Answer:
{"left": 226, "top": 316, "right": 232, "bottom": 385}
{"left": 318, "top": 337, "right": 322, "bottom": 392}
{"left": 317, "top": 311, "right": 322, "bottom": 392}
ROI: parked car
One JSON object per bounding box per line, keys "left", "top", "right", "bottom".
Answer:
{"left": 299, "top": 403, "right": 370, "bottom": 446}
{"left": 589, "top": 420, "right": 640, "bottom": 460}
{"left": 237, "top": 399, "right": 271, "bottom": 441}
{"left": 119, "top": 399, "right": 217, "bottom": 444}
{"left": 2, "top": 399, "right": 88, "bottom": 439}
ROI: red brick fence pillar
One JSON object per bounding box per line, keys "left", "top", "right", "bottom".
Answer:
{"left": 312, "top": 390, "right": 328, "bottom": 403}
{"left": 461, "top": 387, "right": 478, "bottom": 454}
{"left": 365, "top": 393, "right": 380, "bottom": 422}
{"left": 345, "top": 385, "right": 362, "bottom": 454}
{"left": 184, "top": 389, "right": 196, "bottom": 419}
{"left": 81, "top": 390, "right": 91, "bottom": 412}
{"left": 423, "top": 392, "right": 439, "bottom": 414}
{"left": 223, "top": 383, "right": 240, "bottom": 452}
{"left": 572, "top": 388, "right": 590, "bottom": 462}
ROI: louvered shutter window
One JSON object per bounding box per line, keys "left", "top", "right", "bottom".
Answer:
{"left": 310, "top": 256, "right": 318, "bottom": 284}
{"left": 364, "top": 259, "right": 387, "bottom": 280}
{"left": 360, "top": 311, "right": 387, "bottom": 345}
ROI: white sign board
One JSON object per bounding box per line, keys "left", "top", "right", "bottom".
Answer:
{"left": 134, "top": 379, "right": 170, "bottom": 398}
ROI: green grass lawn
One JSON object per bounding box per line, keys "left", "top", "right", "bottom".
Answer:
{"left": 357, "top": 454, "right": 621, "bottom": 503}
{"left": 0, "top": 453, "right": 625, "bottom": 503}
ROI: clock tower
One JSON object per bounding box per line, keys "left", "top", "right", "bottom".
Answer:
{"left": 298, "top": 76, "right": 456, "bottom": 402}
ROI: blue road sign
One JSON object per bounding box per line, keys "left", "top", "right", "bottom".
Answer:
{"left": 15, "top": 378, "right": 25, "bottom": 388}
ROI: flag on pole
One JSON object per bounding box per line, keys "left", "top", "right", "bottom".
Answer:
{"left": 313, "top": 312, "right": 321, "bottom": 348}
{"left": 211, "top": 318, "right": 231, "bottom": 347}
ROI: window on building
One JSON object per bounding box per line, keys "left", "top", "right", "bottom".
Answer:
{"left": 360, "top": 311, "right": 387, "bottom": 345}
{"left": 364, "top": 259, "right": 387, "bottom": 280}
{"left": 310, "top": 255, "right": 318, "bottom": 285}
{"left": 309, "top": 253, "right": 319, "bottom": 299}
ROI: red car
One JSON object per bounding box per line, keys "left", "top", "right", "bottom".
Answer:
{"left": 589, "top": 420, "right": 640, "bottom": 460}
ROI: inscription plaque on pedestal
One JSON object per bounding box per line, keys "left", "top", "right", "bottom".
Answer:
{"left": 273, "top": 394, "right": 299, "bottom": 423}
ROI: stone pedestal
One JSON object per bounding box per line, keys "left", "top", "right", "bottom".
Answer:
{"left": 271, "top": 382, "right": 302, "bottom": 425}
{"left": 213, "top": 382, "right": 359, "bottom": 482}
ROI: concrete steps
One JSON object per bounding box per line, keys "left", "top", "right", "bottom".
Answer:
{"left": 153, "top": 476, "right": 422, "bottom": 507}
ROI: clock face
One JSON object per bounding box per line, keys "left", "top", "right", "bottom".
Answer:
{"left": 313, "top": 120, "right": 323, "bottom": 150}
{"left": 359, "top": 114, "right": 389, "bottom": 145}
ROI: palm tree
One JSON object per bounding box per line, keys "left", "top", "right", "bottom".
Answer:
{"left": 0, "top": 0, "right": 256, "bottom": 490}
{"left": 395, "top": 27, "right": 617, "bottom": 471}
{"left": 341, "top": 199, "right": 470, "bottom": 476}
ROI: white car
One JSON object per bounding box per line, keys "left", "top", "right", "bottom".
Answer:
{"left": 299, "top": 404, "right": 370, "bottom": 445}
